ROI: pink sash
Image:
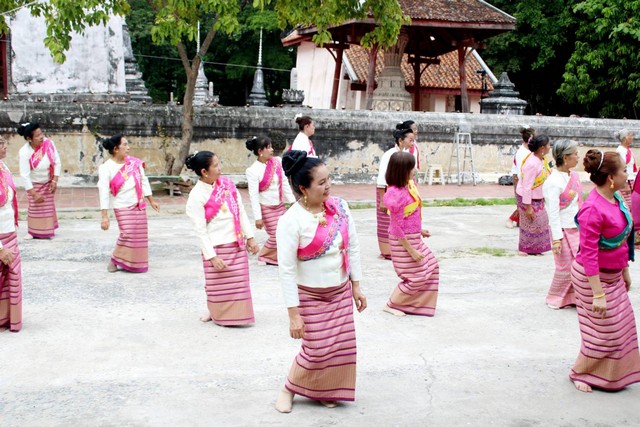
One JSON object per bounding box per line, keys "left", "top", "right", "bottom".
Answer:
{"left": 204, "top": 176, "right": 244, "bottom": 248}
{"left": 559, "top": 171, "right": 583, "bottom": 210}
{"left": 258, "top": 157, "right": 284, "bottom": 202}
{"left": 297, "top": 197, "right": 350, "bottom": 273}
{"left": 109, "top": 156, "right": 146, "bottom": 209}
{"left": 29, "top": 138, "right": 55, "bottom": 180}
{"left": 626, "top": 149, "right": 638, "bottom": 173}
{"left": 0, "top": 162, "right": 18, "bottom": 226}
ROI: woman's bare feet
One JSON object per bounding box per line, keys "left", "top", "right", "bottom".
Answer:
{"left": 107, "top": 262, "right": 118, "bottom": 273}
{"left": 573, "top": 380, "right": 592, "bottom": 393}
{"left": 199, "top": 314, "right": 212, "bottom": 322}
{"left": 383, "top": 305, "right": 406, "bottom": 317}
{"left": 517, "top": 251, "right": 528, "bottom": 256}
{"left": 546, "top": 303, "right": 559, "bottom": 310}
{"left": 275, "top": 389, "right": 294, "bottom": 413}
{"left": 319, "top": 400, "right": 337, "bottom": 408}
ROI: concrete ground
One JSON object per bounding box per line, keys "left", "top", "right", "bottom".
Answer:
{"left": 1, "top": 198, "right": 638, "bottom": 426}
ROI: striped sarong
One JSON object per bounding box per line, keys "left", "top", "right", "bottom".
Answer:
{"left": 0, "top": 232, "right": 22, "bottom": 332}
{"left": 258, "top": 203, "right": 286, "bottom": 265}
{"left": 517, "top": 195, "right": 551, "bottom": 254}
{"left": 388, "top": 233, "right": 439, "bottom": 316}
{"left": 285, "top": 280, "right": 356, "bottom": 402}
{"left": 569, "top": 261, "right": 640, "bottom": 390}
{"left": 202, "top": 242, "right": 254, "bottom": 326}
{"left": 376, "top": 188, "right": 391, "bottom": 259}
{"left": 27, "top": 181, "right": 58, "bottom": 238}
{"left": 112, "top": 205, "right": 149, "bottom": 273}
{"left": 546, "top": 228, "right": 579, "bottom": 308}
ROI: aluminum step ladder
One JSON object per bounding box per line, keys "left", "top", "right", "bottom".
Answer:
{"left": 448, "top": 132, "right": 477, "bottom": 186}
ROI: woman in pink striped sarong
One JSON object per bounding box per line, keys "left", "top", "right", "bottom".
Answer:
{"left": 245, "top": 136, "right": 295, "bottom": 265}
{"left": 185, "top": 151, "right": 259, "bottom": 326}
{"left": 382, "top": 151, "right": 438, "bottom": 317}
{"left": 0, "top": 137, "right": 22, "bottom": 332}
{"left": 542, "top": 139, "right": 582, "bottom": 309}
{"left": 569, "top": 150, "right": 640, "bottom": 393}
{"left": 17, "top": 122, "right": 61, "bottom": 239}
{"left": 376, "top": 128, "right": 415, "bottom": 259}
{"left": 274, "top": 150, "right": 366, "bottom": 413}
{"left": 97, "top": 135, "right": 159, "bottom": 273}
{"left": 516, "top": 134, "right": 552, "bottom": 255}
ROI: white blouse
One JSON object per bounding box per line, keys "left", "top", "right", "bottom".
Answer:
{"left": 616, "top": 145, "right": 637, "bottom": 181}
{"left": 245, "top": 158, "right": 296, "bottom": 221}
{"left": 18, "top": 140, "right": 62, "bottom": 190}
{"left": 185, "top": 179, "right": 254, "bottom": 260}
{"left": 376, "top": 146, "right": 401, "bottom": 187}
{"left": 291, "top": 132, "right": 317, "bottom": 158}
{"left": 0, "top": 163, "right": 16, "bottom": 245}
{"left": 97, "top": 158, "right": 152, "bottom": 210}
{"left": 543, "top": 169, "right": 580, "bottom": 241}
{"left": 276, "top": 199, "right": 363, "bottom": 307}
{"left": 510, "top": 144, "right": 530, "bottom": 179}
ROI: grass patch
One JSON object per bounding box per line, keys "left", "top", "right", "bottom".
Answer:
{"left": 424, "top": 197, "right": 515, "bottom": 207}
{"left": 468, "top": 247, "right": 511, "bottom": 257}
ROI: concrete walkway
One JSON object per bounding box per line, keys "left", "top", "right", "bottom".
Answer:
{"left": 1, "top": 184, "right": 633, "bottom": 427}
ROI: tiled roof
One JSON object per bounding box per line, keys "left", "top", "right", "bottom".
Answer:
{"left": 399, "top": 0, "right": 515, "bottom": 24}
{"left": 346, "top": 45, "right": 494, "bottom": 91}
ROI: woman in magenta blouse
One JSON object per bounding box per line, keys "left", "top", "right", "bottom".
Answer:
{"left": 569, "top": 149, "right": 640, "bottom": 393}
{"left": 382, "top": 151, "right": 438, "bottom": 317}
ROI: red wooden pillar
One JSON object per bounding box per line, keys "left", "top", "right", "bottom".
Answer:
{"left": 412, "top": 60, "right": 421, "bottom": 111}
{"left": 0, "top": 34, "right": 7, "bottom": 98}
{"left": 365, "top": 44, "right": 378, "bottom": 110}
{"left": 457, "top": 44, "right": 469, "bottom": 113}
{"left": 330, "top": 43, "right": 344, "bottom": 109}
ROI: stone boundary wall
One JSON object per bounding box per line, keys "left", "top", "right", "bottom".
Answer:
{"left": 0, "top": 102, "right": 638, "bottom": 185}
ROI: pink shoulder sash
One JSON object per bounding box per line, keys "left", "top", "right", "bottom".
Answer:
{"left": 0, "top": 162, "right": 18, "bottom": 226}
{"left": 29, "top": 138, "right": 56, "bottom": 180}
{"left": 204, "top": 176, "right": 244, "bottom": 248}
{"left": 110, "top": 156, "right": 146, "bottom": 208}
{"left": 297, "top": 197, "right": 350, "bottom": 274}
{"left": 626, "top": 149, "right": 638, "bottom": 173}
{"left": 559, "top": 171, "right": 583, "bottom": 210}
{"left": 258, "top": 157, "right": 284, "bottom": 202}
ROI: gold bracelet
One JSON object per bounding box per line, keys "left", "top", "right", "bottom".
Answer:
{"left": 593, "top": 292, "right": 606, "bottom": 299}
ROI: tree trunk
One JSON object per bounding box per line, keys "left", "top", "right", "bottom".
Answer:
{"left": 172, "top": 67, "right": 198, "bottom": 175}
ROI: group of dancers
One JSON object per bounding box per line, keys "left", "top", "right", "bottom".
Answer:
{"left": 1, "top": 117, "right": 639, "bottom": 410}
{"left": 510, "top": 126, "right": 639, "bottom": 393}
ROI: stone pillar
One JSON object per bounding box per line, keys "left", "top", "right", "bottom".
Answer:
{"left": 371, "top": 29, "right": 412, "bottom": 111}
{"left": 248, "top": 29, "right": 268, "bottom": 107}
{"left": 122, "top": 23, "right": 152, "bottom": 104}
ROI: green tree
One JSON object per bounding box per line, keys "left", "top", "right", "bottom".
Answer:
{"left": 481, "top": 0, "right": 579, "bottom": 116}
{"left": 3, "top": 0, "right": 406, "bottom": 173}
{"left": 558, "top": 0, "right": 640, "bottom": 118}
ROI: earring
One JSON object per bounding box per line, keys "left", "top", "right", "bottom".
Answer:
{"left": 610, "top": 180, "right": 615, "bottom": 190}
{"left": 304, "top": 195, "right": 308, "bottom": 206}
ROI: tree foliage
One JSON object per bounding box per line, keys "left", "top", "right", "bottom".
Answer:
{"left": 1, "top": 0, "right": 130, "bottom": 63}
{"left": 558, "top": 0, "right": 640, "bottom": 118}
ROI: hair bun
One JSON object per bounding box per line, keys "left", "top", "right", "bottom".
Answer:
{"left": 185, "top": 153, "right": 197, "bottom": 171}
{"left": 245, "top": 136, "right": 257, "bottom": 152}
{"left": 282, "top": 150, "right": 308, "bottom": 177}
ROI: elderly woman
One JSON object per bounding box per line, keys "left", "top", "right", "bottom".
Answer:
{"left": 515, "top": 135, "right": 552, "bottom": 255}
{"left": 245, "top": 136, "right": 295, "bottom": 265}
{"left": 383, "top": 151, "right": 438, "bottom": 317}
{"left": 97, "top": 135, "right": 159, "bottom": 273}
{"left": 570, "top": 150, "right": 640, "bottom": 392}
{"left": 543, "top": 140, "right": 582, "bottom": 309}
{"left": 185, "top": 151, "right": 259, "bottom": 326}
{"left": 17, "top": 122, "right": 61, "bottom": 239}
{"left": 275, "top": 150, "right": 366, "bottom": 413}
{"left": 376, "top": 128, "right": 416, "bottom": 259}
{"left": 615, "top": 129, "right": 635, "bottom": 209}
{"left": 0, "top": 137, "right": 22, "bottom": 332}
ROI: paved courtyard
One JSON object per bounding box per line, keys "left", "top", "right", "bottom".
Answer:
{"left": 1, "top": 203, "right": 639, "bottom": 426}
